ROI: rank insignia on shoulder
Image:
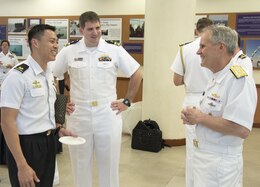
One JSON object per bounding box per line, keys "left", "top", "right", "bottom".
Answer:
{"left": 64, "top": 40, "right": 79, "bottom": 47}
{"left": 238, "top": 53, "right": 247, "bottom": 59}
{"left": 230, "top": 65, "right": 248, "bottom": 79}
{"left": 14, "top": 64, "right": 29, "bottom": 73}
{"left": 179, "top": 41, "right": 192, "bottom": 47}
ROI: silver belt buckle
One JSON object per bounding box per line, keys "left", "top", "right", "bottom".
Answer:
{"left": 193, "top": 139, "right": 199, "bottom": 148}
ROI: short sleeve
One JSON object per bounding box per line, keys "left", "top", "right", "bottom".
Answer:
{"left": 53, "top": 47, "right": 69, "bottom": 78}
{"left": 117, "top": 46, "right": 140, "bottom": 77}
{"left": 170, "top": 49, "right": 184, "bottom": 76}
{"left": 222, "top": 77, "right": 257, "bottom": 130}
{"left": 1, "top": 72, "right": 25, "bottom": 109}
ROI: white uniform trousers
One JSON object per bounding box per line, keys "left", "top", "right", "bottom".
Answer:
{"left": 183, "top": 94, "right": 202, "bottom": 187}
{"left": 67, "top": 102, "right": 122, "bottom": 187}
{"left": 193, "top": 145, "right": 243, "bottom": 187}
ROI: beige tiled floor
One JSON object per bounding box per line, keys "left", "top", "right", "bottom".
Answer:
{"left": 1, "top": 128, "right": 260, "bottom": 187}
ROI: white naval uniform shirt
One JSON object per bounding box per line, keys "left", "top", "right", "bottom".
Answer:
{"left": 0, "top": 55, "right": 56, "bottom": 135}
{"left": 53, "top": 38, "right": 140, "bottom": 102}
{"left": 0, "top": 51, "right": 19, "bottom": 86}
{"left": 197, "top": 61, "right": 257, "bottom": 146}
{"left": 231, "top": 50, "right": 253, "bottom": 76}
{"left": 170, "top": 37, "right": 212, "bottom": 94}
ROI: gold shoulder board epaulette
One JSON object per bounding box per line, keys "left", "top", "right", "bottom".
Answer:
{"left": 14, "top": 64, "right": 29, "bottom": 73}
{"left": 238, "top": 53, "right": 247, "bottom": 59}
{"left": 64, "top": 40, "right": 79, "bottom": 47}
{"left": 230, "top": 65, "right": 248, "bottom": 79}
{"left": 179, "top": 41, "right": 192, "bottom": 47}
{"left": 106, "top": 40, "right": 121, "bottom": 46}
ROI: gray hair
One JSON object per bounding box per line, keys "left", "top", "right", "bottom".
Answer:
{"left": 206, "top": 25, "right": 238, "bottom": 55}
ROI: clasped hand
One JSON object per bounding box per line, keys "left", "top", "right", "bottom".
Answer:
{"left": 181, "top": 107, "right": 202, "bottom": 125}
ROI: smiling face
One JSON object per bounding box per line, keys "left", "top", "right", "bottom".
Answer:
{"left": 197, "top": 31, "right": 220, "bottom": 72}
{"left": 79, "top": 21, "right": 101, "bottom": 47}
{"left": 34, "top": 30, "right": 58, "bottom": 63}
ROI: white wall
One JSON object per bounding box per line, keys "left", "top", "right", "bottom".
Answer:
{"left": 196, "top": 0, "right": 260, "bottom": 13}
{"left": 0, "top": 0, "right": 145, "bottom": 16}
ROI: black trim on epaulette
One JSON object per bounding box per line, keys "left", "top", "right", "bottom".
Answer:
{"left": 64, "top": 40, "right": 79, "bottom": 47}
{"left": 238, "top": 54, "right": 247, "bottom": 59}
{"left": 179, "top": 41, "right": 192, "bottom": 47}
{"left": 14, "top": 64, "right": 29, "bottom": 73}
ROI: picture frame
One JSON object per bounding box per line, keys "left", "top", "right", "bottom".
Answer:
{"left": 28, "top": 18, "right": 41, "bottom": 29}
{"left": 8, "top": 18, "right": 27, "bottom": 34}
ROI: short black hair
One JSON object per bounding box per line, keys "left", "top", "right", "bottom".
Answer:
{"left": 79, "top": 11, "right": 100, "bottom": 28}
{"left": 28, "top": 24, "right": 56, "bottom": 51}
{"left": 196, "top": 18, "right": 213, "bottom": 33}
{"left": 1, "top": 40, "right": 10, "bottom": 46}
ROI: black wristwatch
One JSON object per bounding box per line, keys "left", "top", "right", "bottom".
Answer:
{"left": 122, "top": 98, "right": 131, "bottom": 107}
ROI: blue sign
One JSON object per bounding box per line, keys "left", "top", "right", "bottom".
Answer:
{"left": 237, "top": 14, "right": 260, "bottom": 36}
{"left": 123, "top": 43, "right": 143, "bottom": 53}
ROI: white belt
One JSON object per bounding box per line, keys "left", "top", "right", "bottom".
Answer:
{"left": 193, "top": 139, "right": 242, "bottom": 154}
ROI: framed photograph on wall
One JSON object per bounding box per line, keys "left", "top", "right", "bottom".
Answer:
{"left": 70, "top": 20, "right": 82, "bottom": 38}
{"left": 129, "top": 18, "right": 145, "bottom": 40}
{"left": 28, "top": 18, "right": 41, "bottom": 29}
{"left": 8, "top": 18, "right": 27, "bottom": 34}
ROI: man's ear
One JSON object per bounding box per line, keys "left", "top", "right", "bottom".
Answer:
{"left": 31, "top": 38, "right": 39, "bottom": 49}
{"left": 79, "top": 27, "right": 83, "bottom": 35}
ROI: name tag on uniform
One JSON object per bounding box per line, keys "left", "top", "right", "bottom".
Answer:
{"left": 74, "top": 57, "right": 83, "bottom": 61}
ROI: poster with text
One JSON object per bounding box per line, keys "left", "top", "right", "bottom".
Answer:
{"left": 100, "top": 18, "right": 122, "bottom": 44}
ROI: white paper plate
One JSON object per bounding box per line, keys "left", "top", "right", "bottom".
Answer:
{"left": 59, "top": 136, "right": 86, "bottom": 145}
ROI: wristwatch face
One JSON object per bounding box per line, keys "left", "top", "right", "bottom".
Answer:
{"left": 123, "top": 99, "right": 131, "bottom": 107}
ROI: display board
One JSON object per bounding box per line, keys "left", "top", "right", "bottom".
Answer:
{"left": 0, "top": 15, "right": 144, "bottom": 102}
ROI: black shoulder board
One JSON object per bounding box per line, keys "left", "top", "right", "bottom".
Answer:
{"left": 179, "top": 41, "right": 192, "bottom": 47}
{"left": 14, "top": 64, "right": 29, "bottom": 73}
{"left": 64, "top": 40, "right": 79, "bottom": 47}
{"left": 106, "top": 40, "right": 121, "bottom": 46}
{"left": 238, "top": 53, "right": 247, "bottom": 59}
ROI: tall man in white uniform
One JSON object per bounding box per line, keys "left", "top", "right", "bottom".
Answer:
{"left": 53, "top": 11, "right": 142, "bottom": 187}
{"left": 170, "top": 18, "right": 213, "bottom": 187}
{"left": 182, "top": 25, "right": 257, "bottom": 187}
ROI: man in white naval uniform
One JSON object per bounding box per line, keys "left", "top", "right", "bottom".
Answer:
{"left": 170, "top": 18, "right": 213, "bottom": 187}
{"left": 53, "top": 11, "right": 142, "bottom": 187}
{"left": 0, "top": 40, "right": 19, "bottom": 86}
{"left": 182, "top": 25, "right": 257, "bottom": 187}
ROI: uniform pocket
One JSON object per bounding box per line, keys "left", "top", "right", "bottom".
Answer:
{"left": 30, "top": 88, "right": 45, "bottom": 97}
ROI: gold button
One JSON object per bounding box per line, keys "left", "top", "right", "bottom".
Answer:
{"left": 193, "top": 139, "right": 199, "bottom": 148}
{"left": 91, "top": 101, "right": 98, "bottom": 106}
